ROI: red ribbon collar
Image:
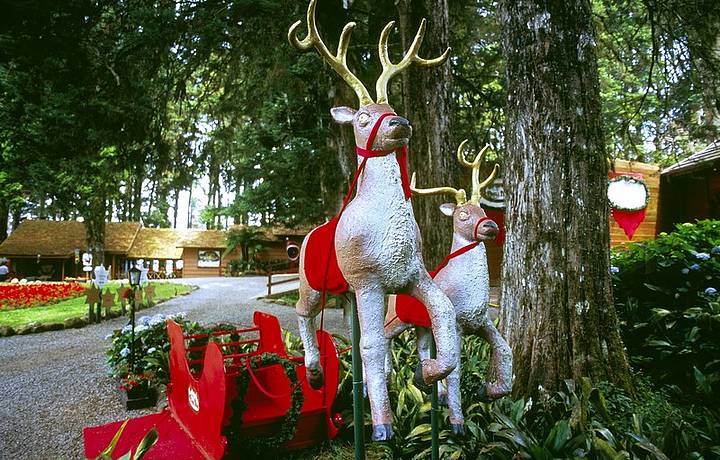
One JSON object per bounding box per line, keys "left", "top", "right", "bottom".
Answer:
{"left": 429, "top": 216, "right": 491, "bottom": 277}
{"left": 354, "top": 112, "right": 412, "bottom": 200}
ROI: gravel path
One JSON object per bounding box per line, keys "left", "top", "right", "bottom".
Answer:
{"left": 0, "top": 276, "right": 345, "bottom": 460}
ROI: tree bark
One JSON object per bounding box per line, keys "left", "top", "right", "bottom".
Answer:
{"left": 0, "top": 201, "right": 9, "bottom": 242}
{"left": 85, "top": 191, "right": 106, "bottom": 267}
{"left": 11, "top": 205, "right": 22, "bottom": 230}
{"left": 397, "top": 0, "right": 458, "bottom": 268}
{"left": 498, "top": 0, "right": 633, "bottom": 398}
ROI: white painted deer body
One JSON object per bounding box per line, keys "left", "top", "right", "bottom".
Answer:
{"left": 289, "top": 0, "right": 459, "bottom": 441}
{"left": 385, "top": 142, "right": 513, "bottom": 436}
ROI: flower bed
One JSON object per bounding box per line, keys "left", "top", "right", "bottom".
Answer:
{"left": 0, "top": 282, "right": 86, "bottom": 311}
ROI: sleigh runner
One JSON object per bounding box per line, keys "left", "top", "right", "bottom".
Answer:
{"left": 83, "top": 311, "right": 341, "bottom": 459}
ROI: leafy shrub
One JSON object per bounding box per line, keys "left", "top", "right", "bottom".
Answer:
{"left": 611, "top": 220, "right": 720, "bottom": 403}
{"left": 106, "top": 313, "right": 198, "bottom": 389}
{"left": 306, "top": 331, "right": 720, "bottom": 459}
{"left": 106, "top": 313, "right": 720, "bottom": 458}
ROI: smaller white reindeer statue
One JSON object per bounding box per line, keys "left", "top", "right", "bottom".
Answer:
{"left": 384, "top": 141, "right": 513, "bottom": 436}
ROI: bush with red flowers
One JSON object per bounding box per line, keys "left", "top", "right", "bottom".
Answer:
{"left": 0, "top": 282, "right": 86, "bottom": 310}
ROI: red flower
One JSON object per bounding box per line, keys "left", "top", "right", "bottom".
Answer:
{"left": 0, "top": 283, "right": 86, "bottom": 311}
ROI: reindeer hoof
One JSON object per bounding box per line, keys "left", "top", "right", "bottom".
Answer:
{"left": 478, "top": 384, "right": 492, "bottom": 403}
{"left": 372, "top": 424, "right": 394, "bottom": 441}
{"left": 450, "top": 423, "right": 465, "bottom": 437}
{"left": 413, "top": 363, "right": 433, "bottom": 394}
{"left": 307, "top": 367, "right": 324, "bottom": 390}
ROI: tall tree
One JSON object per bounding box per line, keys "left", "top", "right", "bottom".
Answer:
{"left": 397, "top": 0, "right": 460, "bottom": 268}
{"left": 498, "top": 0, "right": 632, "bottom": 397}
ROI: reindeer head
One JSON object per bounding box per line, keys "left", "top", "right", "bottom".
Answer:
{"left": 289, "top": 0, "right": 449, "bottom": 152}
{"left": 412, "top": 141, "right": 500, "bottom": 242}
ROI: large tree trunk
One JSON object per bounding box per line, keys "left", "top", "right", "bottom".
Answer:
{"left": 0, "top": 201, "right": 9, "bottom": 242}
{"left": 498, "top": 0, "right": 632, "bottom": 398}
{"left": 397, "top": 0, "right": 458, "bottom": 268}
{"left": 85, "top": 192, "right": 106, "bottom": 268}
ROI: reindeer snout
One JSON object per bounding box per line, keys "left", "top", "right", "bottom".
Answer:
{"left": 479, "top": 219, "right": 499, "bottom": 239}
{"left": 388, "top": 117, "right": 411, "bottom": 127}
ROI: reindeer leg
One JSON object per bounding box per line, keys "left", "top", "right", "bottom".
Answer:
{"left": 383, "top": 295, "right": 412, "bottom": 383}
{"left": 356, "top": 286, "right": 394, "bottom": 441}
{"left": 410, "top": 273, "right": 458, "bottom": 387}
{"left": 297, "top": 278, "right": 324, "bottom": 389}
{"left": 477, "top": 315, "right": 512, "bottom": 400}
{"left": 415, "top": 327, "right": 446, "bottom": 400}
{"left": 446, "top": 329, "right": 465, "bottom": 436}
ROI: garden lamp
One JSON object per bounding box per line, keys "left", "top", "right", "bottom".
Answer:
{"left": 129, "top": 265, "right": 141, "bottom": 286}
{"left": 128, "top": 264, "right": 142, "bottom": 374}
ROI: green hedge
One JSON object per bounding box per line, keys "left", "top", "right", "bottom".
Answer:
{"left": 612, "top": 220, "right": 720, "bottom": 404}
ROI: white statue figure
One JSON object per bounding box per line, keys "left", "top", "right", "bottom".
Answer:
{"left": 289, "top": 0, "right": 459, "bottom": 441}
{"left": 385, "top": 141, "right": 513, "bottom": 435}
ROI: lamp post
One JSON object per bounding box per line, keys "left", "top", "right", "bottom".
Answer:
{"left": 128, "top": 265, "right": 141, "bottom": 374}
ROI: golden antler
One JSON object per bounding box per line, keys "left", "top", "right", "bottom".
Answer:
{"left": 456, "top": 139, "right": 499, "bottom": 204}
{"left": 410, "top": 172, "right": 467, "bottom": 206}
{"left": 375, "top": 19, "right": 451, "bottom": 104}
{"left": 288, "top": 0, "right": 374, "bottom": 106}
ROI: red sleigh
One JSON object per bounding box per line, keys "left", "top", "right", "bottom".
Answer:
{"left": 83, "top": 311, "right": 341, "bottom": 459}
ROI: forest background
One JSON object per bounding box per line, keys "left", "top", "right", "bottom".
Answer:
{"left": 0, "top": 0, "right": 718, "bottom": 267}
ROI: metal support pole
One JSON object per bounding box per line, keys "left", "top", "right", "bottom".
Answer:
{"left": 350, "top": 296, "right": 365, "bottom": 460}
{"left": 130, "top": 286, "right": 136, "bottom": 375}
{"left": 430, "top": 338, "right": 439, "bottom": 460}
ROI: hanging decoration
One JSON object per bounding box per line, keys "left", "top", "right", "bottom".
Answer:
{"left": 608, "top": 173, "right": 649, "bottom": 240}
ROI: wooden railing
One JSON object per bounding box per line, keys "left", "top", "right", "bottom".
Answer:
{"left": 266, "top": 263, "right": 299, "bottom": 296}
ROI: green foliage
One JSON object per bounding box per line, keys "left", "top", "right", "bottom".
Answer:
{"left": 612, "top": 220, "right": 720, "bottom": 402}
{"left": 225, "top": 227, "right": 263, "bottom": 270}
{"left": 104, "top": 311, "right": 720, "bottom": 458}
{"left": 89, "top": 420, "right": 158, "bottom": 460}
{"left": 106, "top": 312, "right": 195, "bottom": 388}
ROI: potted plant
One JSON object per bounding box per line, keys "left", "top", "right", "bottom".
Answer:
{"left": 119, "top": 373, "right": 158, "bottom": 410}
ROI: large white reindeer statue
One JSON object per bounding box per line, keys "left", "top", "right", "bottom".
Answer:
{"left": 385, "top": 141, "right": 513, "bottom": 436}
{"left": 288, "top": 0, "right": 459, "bottom": 441}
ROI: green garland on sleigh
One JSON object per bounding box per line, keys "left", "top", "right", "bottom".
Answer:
{"left": 224, "top": 352, "right": 305, "bottom": 457}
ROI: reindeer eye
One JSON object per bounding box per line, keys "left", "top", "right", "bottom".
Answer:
{"left": 357, "top": 113, "right": 370, "bottom": 126}
{"left": 458, "top": 211, "right": 469, "bottom": 221}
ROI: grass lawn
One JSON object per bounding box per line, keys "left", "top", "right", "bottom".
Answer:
{"left": 0, "top": 282, "right": 193, "bottom": 328}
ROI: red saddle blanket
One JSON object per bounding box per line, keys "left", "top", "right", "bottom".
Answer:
{"left": 394, "top": 241, "right": 480, "bottom": 328}
{"left": 304, "top": 218, "right": 349, "bottom": 296}
{"left": 396, "top": 294, "right": 431, "bottom": 327}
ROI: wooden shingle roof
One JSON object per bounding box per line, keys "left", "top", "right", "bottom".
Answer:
{"left": 662, "top": 141, "right": 720, "bottom": 176}
{"left": 126, "top": 228, "right": 184, "bottom": 260}
{"left": 227, "top": 225, "right": 313, "bottom": 241}
{"left": 106, "top": 222, "right": 142, "bottom": 253}
{"left": 176, "top": 229, "right": 226, "bottom": 248}
{"left": 0, "top": 220, "right": 141, "bottom": 257}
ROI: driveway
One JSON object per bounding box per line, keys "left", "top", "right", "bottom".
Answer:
{"left": 0, "top": 276, "right": 345, "bottom": 460}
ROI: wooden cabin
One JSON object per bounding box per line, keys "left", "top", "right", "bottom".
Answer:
{"left": 176, "top": 229, "right": 228, "bottom": 277}
{"left": 0, "top": 220, "right": 311, "bottom": 280}
{"left": 659, "top": 141, "right": 720, "bottom": 231}
{"left": 0, "top": 221, "right": 140, "bottom": 280}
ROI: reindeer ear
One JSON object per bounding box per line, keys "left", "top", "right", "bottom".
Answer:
{"left": 439, "top": 203, "right": 455, "bottom": 217}
{"left": 330, "top": 106, "right": 356, "bottom": 125}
